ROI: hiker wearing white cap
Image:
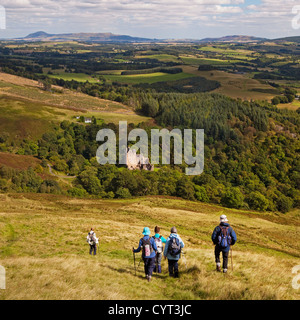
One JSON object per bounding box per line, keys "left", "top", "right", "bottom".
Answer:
{"left": 211, "top": 215, "right": 237, "bottom": 273}
{"left": 87, "top": 228, "right": 99, "bottom": 255}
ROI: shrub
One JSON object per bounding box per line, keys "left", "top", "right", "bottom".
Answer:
{"left": 194, "top": 185, "right": 209, "bottom": 202}
{"left": 68, "top": 187, "right": 88, "bottom": 198}
{"left": 246, "top": 191, "right": 269, "bottom": 211}
{"left": 275, "top": 193, "right": 293, "bottom": 213}
{"left": 115, "top": 187, "right": 131, "bottom": 199}
{"left": 221, "top": 187, "right": 244, "bottom": 209}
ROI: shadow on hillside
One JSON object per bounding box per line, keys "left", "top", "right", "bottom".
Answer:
{"left": 107, "top": 263, "right": 201, "bottom": 280}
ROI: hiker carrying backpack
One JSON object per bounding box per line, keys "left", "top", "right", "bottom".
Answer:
{"left": 211, "top": 215, "right": 237, "bottom": 273}
{"left": 133, "top": 227, "right": 157, "bottom": 282}
{"left": 163, "top": 227, "right": 185, "bottom": 278}
{"left": 87, "top": 228, "right": 99, "bottom": 256}
{"left": 152, "top": 226, "right": 167, "bottom": 274}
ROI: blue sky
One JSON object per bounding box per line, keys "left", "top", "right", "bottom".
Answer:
{"left": 0, "top": 0, "right": 299, "bottom": 39}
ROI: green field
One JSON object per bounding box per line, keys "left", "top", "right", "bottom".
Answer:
{"left": 278, "top": 99, "right": 300, "bottom": 111}
{"left": 199, "top": 46, "right": 256, "bottom": 56}
{"left": 102, "top": 72, "right": 196, "bottom": 84}
{"left": 180, "top": 56, "right": 232, "bottom": 66}
{"left": 181, "top": 65, "right": 277, "bottom": 101}
{"left": 47, "top": 69, "right": 197, "bottom": 85}
{"left": 48, "top": 72, "right": 100, "bottom": 83}
{"left": 135, "top": 54, "right": 180, "bottom": 63}
{"left": 0, "top": 193, "right": 299, "bottom": 300}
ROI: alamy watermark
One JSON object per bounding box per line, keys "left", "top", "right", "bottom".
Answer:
{"left": 0, "top": 5, "right": 5, "bottom": 30}
{"left": 0, "top": 265, "right": 5, "bottom": 289}
{"left": 292, "top": 265, "right": 300, "bottom": 290}
{"left": 292, "top": 5, "right": 300, "bottom": 29}
{"left": 96, "top": 121, "right": 204, "bottom": 176}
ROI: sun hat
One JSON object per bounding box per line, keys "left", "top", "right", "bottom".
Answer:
{"left": 142, "top": 227, "right": 150, "bottom": 236}
{"left": 220, "top": 214, "right": 228, "bottom": 222}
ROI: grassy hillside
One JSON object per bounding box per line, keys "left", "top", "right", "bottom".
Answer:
{"left": 181, "top": 65, "right": 276, "bottom": 101}
{"left": 0, "top": 152, "right": 41, "bottom": 170}
{"left": 0, "top": 72, "right": 134, "bottom": 113}
{"left": 0, "top": 193, "right": 299, "bottom": 300}
{"left": 0, "top": 73, "right": 151, "bottom": 142}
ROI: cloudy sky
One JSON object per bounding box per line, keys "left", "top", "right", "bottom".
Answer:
{"left": 0, "top": 0, "right": 299, "bottom": 39}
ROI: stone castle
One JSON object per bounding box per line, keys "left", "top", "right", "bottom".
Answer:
{"left": 126, "top": 148, "right": 154, "bottom": 171}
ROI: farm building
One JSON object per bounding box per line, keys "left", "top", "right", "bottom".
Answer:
{"left": 84, "top": 117, "right": 92, "bottom": 124}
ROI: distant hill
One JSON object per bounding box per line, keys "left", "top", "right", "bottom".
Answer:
{"left": 273, "top": 36, "right": 300, "bottom": 43}
{"left": 21, "top": 31, "right": 154, "bottom": 43}
{"left": 15, "top": 32, "right": 269, "bottom": 44}
{"left": 14, "top": 32, "right": 300, "bottom": 44}
{"left": 198, "top": 35, "right": 267, "bottom": 43}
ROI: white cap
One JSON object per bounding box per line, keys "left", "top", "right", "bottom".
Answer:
{"left": 220, "top": 214, "right": 228, "bottom": 222}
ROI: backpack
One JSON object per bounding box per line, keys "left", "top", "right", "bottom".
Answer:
{"left": 168, "top": 237, "right": 181, "bottom": 256}
{"left": 153, "top": 235, "right": 163, "bottom": 254}
{"left": 218, "top": 226, "right": 231, "bottom": 249}
{"left": 88, "top": 232, "right": 96, "bottom": 245}
{"left": 141, "top": 238, "right": 153, "bottom": 257}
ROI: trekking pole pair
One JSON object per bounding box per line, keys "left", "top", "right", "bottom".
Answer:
{"left": 133, "top": 249, "right": 144, "bottom": 276}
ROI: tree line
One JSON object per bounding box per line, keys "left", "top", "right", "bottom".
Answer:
{"left": 1, "top": 97, "right": 299, "bottom": 213}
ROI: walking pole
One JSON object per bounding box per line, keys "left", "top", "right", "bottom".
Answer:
{"left": 138, "top": 255, "right": 143, "bottom": 268}
{"left": 230, "top": 246, "right": 233, "bottom": 272}
{"left": 133, "top": 247, "right": 136, "bottom": 276}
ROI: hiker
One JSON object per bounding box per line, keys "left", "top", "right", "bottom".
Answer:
{"left": 164, "top": 227, "right": 185, "bottom": 278}
{"left": 211, "top": 214, "right": 237, "bottom": 273}
{"left": 87, "top": 228, "right": 99, "bottom": 256}
{"left": 152, "top": 226, "right": 167, "bottom": 274}
{"left": 133, "top": 227, "right": 157, "bottom": 282}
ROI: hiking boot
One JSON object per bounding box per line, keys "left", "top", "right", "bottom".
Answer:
{"left": 223, "top": 268, "right": 227, "bottom": 274}
{"left": 174, "top": 272, "right": 179, "bottom": 278}
{"left": 216, "top": 263, "right": 221, "bottom": 272}
{"left": 148, "top": 275, "right": 151, "bottom": 282}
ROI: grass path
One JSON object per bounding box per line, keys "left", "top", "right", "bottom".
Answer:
{"left": 0, "top": 193, "right": 299, "bottom": 300}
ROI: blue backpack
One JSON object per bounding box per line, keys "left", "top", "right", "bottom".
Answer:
{"left": 218, "top": 226, "right": 231, "bottom": 249}
{"left": 168, "top": 237, "right": 181, "bottom": 256}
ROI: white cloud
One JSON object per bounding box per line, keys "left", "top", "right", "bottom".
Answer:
{"left": 0, "top": 0, "right": 298, "bottom": 39}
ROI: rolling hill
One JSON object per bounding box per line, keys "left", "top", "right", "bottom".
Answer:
{"left": 197, "top": 35, "right": 267, "bottom": 43}
{"left": 0, "top": 72, "right": 150, "bottom": 142}
{"left": 9, "top": 32, "right": 300, "bottom": 45}
{"left": 10, "top": 31, "right": 269, "bottom": 44}
{"left": 21, "top": 31, "right": 154, "bottom": 43}
{"left": 0, "top": 193, "right": 299, "bottom": 300}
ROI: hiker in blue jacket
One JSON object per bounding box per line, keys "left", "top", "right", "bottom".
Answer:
{"left": 211, "top": 215, "right": 237, "bottom": 273}
{"left": 153, "top": 226, "right": 167, "bottom": 274}
{"left": 133, "top": 227, "right": 157, "bottom": 282}
{"left": 164, "top": 226, "right": 185, "bottom": 278}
